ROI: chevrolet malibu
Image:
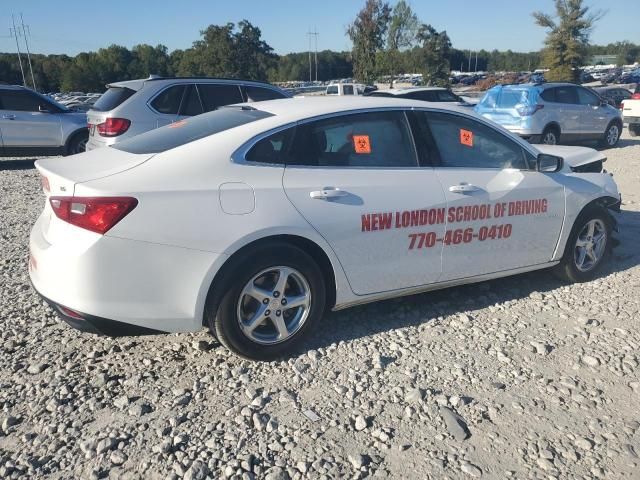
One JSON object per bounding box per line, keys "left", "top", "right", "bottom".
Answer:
{"left": 29, "top": 97, "right": 621, "bottom": 360}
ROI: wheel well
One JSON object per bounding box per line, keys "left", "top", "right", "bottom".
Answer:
{"left": 202, "top": 235, "right": 337, "bottom": 326}
{"left": 576, "top": 196, "right": 620, "bottom": 229}
{"left": 543, "top": 122, "right": 561, "bottom": 135}
{"left": 64, "top": 128, "right": 89, "bottom": 150}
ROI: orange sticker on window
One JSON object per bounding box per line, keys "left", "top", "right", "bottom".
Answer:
{"left": 460, "top": 129, "right": 473, "bottom": 147}
{"left": 353, "top": 135, "right": 371, "bottom": 154}
{"left": 169, "top": 119, "right": 187, "bottom": 129}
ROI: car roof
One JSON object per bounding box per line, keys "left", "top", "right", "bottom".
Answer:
{"left": 377, "top": 87, "right": 448, "bottom": 95}
{"left": 243, "top": 96, "right": 475, "bottom": 125}
{"left": 106, "top": 76, "right": 279, "bottom": 92}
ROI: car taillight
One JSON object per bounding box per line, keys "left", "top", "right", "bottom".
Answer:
{"left": 49, "top": 196, "right": 138, "bottom": 234}
{"left": 516, "top": 104, "right": 544, "bottom": 116}
{"left": 96, "top": 118, "right": 131, "bottom": 137}
{"left": 632, "top": 93, "right": 640, "bottom": 100}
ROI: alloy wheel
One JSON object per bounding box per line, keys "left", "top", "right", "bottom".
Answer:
{"left": 236, "top": 266, "right": 311, "bottom": 345}
{"left": 574, "top": 219, "right": 607, "bottom": 272}
{"left": 606, "top": 125, "right": 619, "bottom": 146}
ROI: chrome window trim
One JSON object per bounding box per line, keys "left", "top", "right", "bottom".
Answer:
{"left": 232, "top": 106, "right": 540, "bottom": 171}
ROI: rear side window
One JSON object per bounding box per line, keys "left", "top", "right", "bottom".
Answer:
{"left": 540, "top": 89, "right": 556, "bottom": 102}
{"left": 424, "top": 112, "right": 530, "bottom": 169}
{"left": 326, "top": 85, "right": 339, "bottom": 95}
{"left": 198, "top": 84, "right": 244, "bottom": 111}
{"left": 151, "top": 85, "right": 185, "bottom": 115}
{"left": 343, "top": 85, "right": 354, "bottom": 95}
{"left": 92, "top": 87, "right": 136, "bottom": 112}
{"left": 554, "top": 87, "right": 578, "bottom": 104}
{"left": 288, "top": 111, "right": 417, "bottom": 168}
{"left": 113, "top": 108, "right": 273, "bottom": 154}
{"left": 244, "top": 86, "right": 287, "bottom": 102}
{"left": 436, "top": 90, "right": 461, "bottom": 102}
{"left": 245, "top": 128, "right": 294, "bottom": 164}
{"left": 179, "top": 85, "right": 204, "bottom": 116}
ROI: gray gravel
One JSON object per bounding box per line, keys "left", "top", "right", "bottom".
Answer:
{"left": 1, "top": 130, "right": 639, "bottom": 479}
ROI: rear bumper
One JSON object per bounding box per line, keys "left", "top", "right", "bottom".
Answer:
{"left": 29, "top": 212, "right": 226, "bottom": 335}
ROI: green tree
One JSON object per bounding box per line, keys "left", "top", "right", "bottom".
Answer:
{"left": 383, "top": 0, "right": 418, "bottom": 86}
{"left": 415, "top": 24, "right": 451, "bottom": 86}
{"left": 347, "top": 0, "right": 391, "bottom": 84}
{"left": 533, "top": 0, "right": 604, "bottom": 82}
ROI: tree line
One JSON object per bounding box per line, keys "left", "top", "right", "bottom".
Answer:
{"left": 1, "top": 2, "right": 639, "bottom": 93}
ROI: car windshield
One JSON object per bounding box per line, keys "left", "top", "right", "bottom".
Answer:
{"left": 112, "top": 107, "right": 274, "bottom": 154}
{"left": 39, "top": 92, "right": 70, "bottom": 112}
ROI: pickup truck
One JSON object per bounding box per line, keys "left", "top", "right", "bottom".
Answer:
{"left": 621, "top": 86, "right": 640, "bottom": 137}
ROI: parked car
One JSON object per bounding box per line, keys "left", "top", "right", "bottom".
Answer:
{"left": 621, "top": 85, "right": 640, "bottom": 137}
{"left": 30, "top": 97, "right": 620, "bottom": 360}
{"left": 475, "top": 82, "right": 623, "bottom": 147}
{"left": 594, "top": 86, "right": 632, "bottom": 110}
{"left": 365, "top": 86, "right": 471, "bottom": 106}
{"left": 85, "top": 76, "right": 290, "bottom": 151}
{"left": 325, "top": 83, "right": 363, "bottom": 96}
{"left": 0, "top": 84, "right": 88, "bottom": 156}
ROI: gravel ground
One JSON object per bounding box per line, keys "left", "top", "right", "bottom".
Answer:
{"left": 1, "top": 131, "right": 639, "bottom": 480}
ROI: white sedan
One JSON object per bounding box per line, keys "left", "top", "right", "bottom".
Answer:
{"left": 29, "top": 97, "right": 621, "bottom": 360}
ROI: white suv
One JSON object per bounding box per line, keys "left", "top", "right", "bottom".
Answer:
{"left": 86, "top": 76, "right": 290, "bottom": 150}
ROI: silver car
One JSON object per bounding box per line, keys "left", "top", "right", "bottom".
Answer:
{"left": 475, "top": 82, "right": 623, "bottom": 147}
{"left": 0, "top": 85, "right": 88, "bottom": 156}
{"left": 86, "top": 76, "right": 290, "bottom": 150}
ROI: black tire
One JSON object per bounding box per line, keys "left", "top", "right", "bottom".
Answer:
{"left": 206, "top": 243, "right": 326, "bottom": 361}
{"left": 553, "top": 207, "right": 612, "bottom": 283}
{"left": 65, "top": 131, "right": 89, "bottom": 156}
{"left": 599, "top": 121, "right": 621, "bottom": 148}
{"left": 541, "top": 125, "right": 560, "bottom": 145}
{"left": 629, "top": 125, "right": 640, "bottom": 138}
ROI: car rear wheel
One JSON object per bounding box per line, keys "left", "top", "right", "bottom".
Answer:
{"left": 600, "top": 122, "right": 621, "bottom": 148}
{"left": 541, "top": 126, "right": 559, "bottom": 145}
{"left": 65, "top": 131, "right": 88, "bottom": 156}
{"left": 207, "top": 244, "right": 326, "bottom": 361}
{"left": 553, "top": 207, "right": 612, "bottom": 283}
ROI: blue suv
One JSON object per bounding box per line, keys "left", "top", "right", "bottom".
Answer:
{"left": 475, "top": 83, "right": 623, "bottom": 148}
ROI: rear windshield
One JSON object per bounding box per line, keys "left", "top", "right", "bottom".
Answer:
{"left": 478, "top": 87, "right": 534, "bottom": 109}
{"left": 92, "top": 87, "right": 136, "bottom": 112}
{"left": 112, "top": 107, "right": 274, "bottom": 154}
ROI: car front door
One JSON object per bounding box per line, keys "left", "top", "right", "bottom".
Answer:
{"left": 0, "top": 90, "right": 62, "bottom": 149}
{"left": 411, "top": 110, "right": 565, "bottom": 282}
{"left": 281, "top": 110, "right": 447, "bottom": 296}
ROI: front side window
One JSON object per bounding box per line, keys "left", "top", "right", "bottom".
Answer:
{"left": 151, "top": 85, "right": 185, "bottom": 115}
{"left": 289, "top": 111, "right": 417, "bottom": 168}
{"left": 577, "top": 88, "right": 600, "bottom": 106}
{"left": 408, "top": 90, "right": 437, "bottom": 102}
{"left": 343, "top": 85, "right": 354, "bottom": 95}
{"left": 435, "top": 90, "right": 461, "bottom": 102}
{"left": 197, "top": 84, "right": 244, "bottom": 112}
{"left": 0, "top": 91, "right": 43, "bottom": 112}
{"left": 326, "top": 85, "right": 339, "bottom": 95}
{"left": 422, "top": 112, "right": 531, "bottom": 169}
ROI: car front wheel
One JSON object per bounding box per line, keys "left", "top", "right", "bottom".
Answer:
{"left": 553, "top": 208, "right": 612, "bottom": 283}
{"left": 207, "top": 244, "right": 326, "bottom": 361}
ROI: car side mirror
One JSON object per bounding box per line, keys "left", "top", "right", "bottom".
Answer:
{"left": 537, "top": 153, "right": 563, "bottom": 173}
{"left": 38, "top": 104, "right": 51, "bottom": 113}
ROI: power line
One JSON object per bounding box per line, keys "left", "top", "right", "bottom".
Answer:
{"left": 9, "top": 15, "right": 26, "bottom": 87}
{"left": 20, "top": 13, "right": 37, "bottom": 92}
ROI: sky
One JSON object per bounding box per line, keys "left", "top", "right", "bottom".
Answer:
{"left": 0, "top": 0, "right": 638, "bottom": 57}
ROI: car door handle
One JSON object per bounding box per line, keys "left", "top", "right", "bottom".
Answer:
{"left": 310, "top": 188, "right": 349, "bottom": 199}
{"left": 449, "top": 183, "right": 480, "bottom": 194}
{"left": 2, "top": 114, "right": 16, "bottom": 120}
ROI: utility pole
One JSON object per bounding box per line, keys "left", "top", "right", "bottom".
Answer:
{"left": 307, "top": 29, "right": 312, "bottom": 83}
{"left": 474, "top": 51, "right": 478, "bottom": 73}
{"left": 307, "top": 28, "right": 319, "bottom": 82}
{"left": 10, "top": 15, "right": 26, "bottom": 87}
{"left": 20, "top": 14, "right": 37, "bottom": 91}
{"left": 468, "top": 50, "right": 471, "bottom": 73}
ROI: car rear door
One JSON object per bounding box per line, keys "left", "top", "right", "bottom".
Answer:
{"left": 0, "top": 90, "right": 62, "bottom": 148}
{"left": 551, "top": 86, "right": 582, "bottom": 135}
{"left": 411, "top": 110, "right": 565, "bottom": 281}
{"left": 281, "top": 110, "right": 447, "bottom": 296}
{"left": 197, "top": 83, "right": 244, "bottom": 112}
